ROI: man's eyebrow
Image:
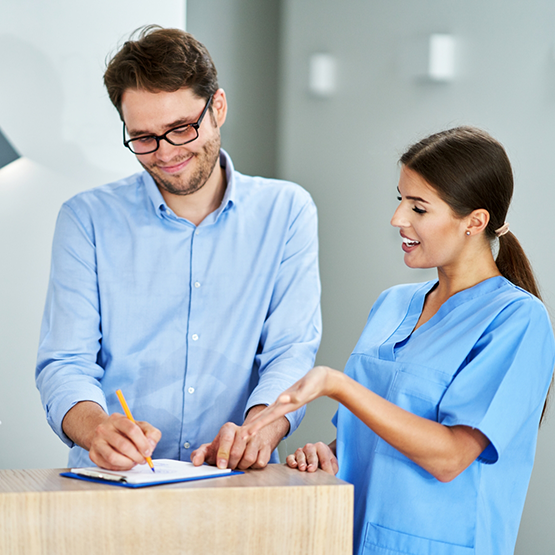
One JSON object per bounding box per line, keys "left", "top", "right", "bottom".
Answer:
{"left": 127, "top": 118, "right": 193, "bottom": 138}
{"left": 397, "top": 186, "right": 430, "bottom": 204}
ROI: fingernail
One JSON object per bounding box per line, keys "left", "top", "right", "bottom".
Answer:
{"left": 148, "top": 439, "right": 156, "bottom": 449}
{"left": 217, "top": 459, "right": 227, "bottom": 469}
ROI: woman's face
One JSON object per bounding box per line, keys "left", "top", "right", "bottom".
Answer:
{"left": 390, "top": 166, "right": 469, "bottom": 270}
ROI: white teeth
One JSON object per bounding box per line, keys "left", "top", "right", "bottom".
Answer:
{"left": 402, "top": 237, "right": 420, "bottom": 246}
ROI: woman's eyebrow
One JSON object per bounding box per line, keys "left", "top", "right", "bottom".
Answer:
{"left": 397, "top": 187, "right": 430, "bottom": 204}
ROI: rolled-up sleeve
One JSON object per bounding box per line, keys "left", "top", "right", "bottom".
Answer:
{"left": 36, "top": 203, "right": 107, "bottom": 446}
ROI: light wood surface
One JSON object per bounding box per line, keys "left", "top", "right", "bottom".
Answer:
{"left": 0, "top": 464, "right": 353, "bottom": 555}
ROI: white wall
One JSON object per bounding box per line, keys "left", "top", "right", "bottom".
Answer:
{"left": 276, "top": 1, "right": 555, "bottom": 553}
{"left": 0, "top": 0, "right": 185, "bottom": 469}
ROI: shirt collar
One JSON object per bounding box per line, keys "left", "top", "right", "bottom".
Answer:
{"left": 215, "top": 148, "right": 236, "bottom": 216}
{"left": 143, "top": 148, "right": 236, "bottom": 221}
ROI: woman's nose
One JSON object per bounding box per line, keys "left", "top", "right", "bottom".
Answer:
{"left": 390, "top": 204, "right": 409, "bottom": 228}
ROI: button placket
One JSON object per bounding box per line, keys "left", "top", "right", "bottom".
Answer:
{"left": 183, "top": 225, "right": 205, "bottom": 459}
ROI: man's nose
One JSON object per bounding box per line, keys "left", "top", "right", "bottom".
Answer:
{"left": 155, "top": 137, "right": 181, "bottom": 161}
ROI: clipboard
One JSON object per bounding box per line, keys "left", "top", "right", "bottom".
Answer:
{"left": 60, "top": 458, "right": 243, "bottom": 488}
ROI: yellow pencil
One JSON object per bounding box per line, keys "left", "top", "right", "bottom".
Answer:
{"left": 115, "top": 389, "right": 155, "bottom": 472}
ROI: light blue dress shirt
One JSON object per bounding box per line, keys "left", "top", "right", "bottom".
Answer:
{"left": 36, "top": 150, "right": 322, "bottom": 468}
{"left": 334, "top": 277, "right": 554, "bottom": 555}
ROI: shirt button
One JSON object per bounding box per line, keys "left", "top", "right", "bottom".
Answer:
{"left": 188, "top": 387, "right": 195, "bottom": 394}
{"left": 195, "top": 230, "right": 200, "bottom": 236}
{"left": 184, "top": 442, "right": 190, "bottom": 449}
{"left": 192, "top": 334, "right": 199, "bottom": 341}
{"left": 194, "top": 282, "right": 201, "bottom": 288}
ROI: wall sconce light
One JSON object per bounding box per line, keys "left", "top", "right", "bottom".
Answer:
{"left": 309, "top": 53, "right": 336, "bottom": 97}
{"left": 401, "top": 33, "right": 456, "bottom": 83}
{"left": 428, "top": 34, "right": 456, "bottom": 82}
{"left": 0, "top": 127, "right": 20, "bottom": 170}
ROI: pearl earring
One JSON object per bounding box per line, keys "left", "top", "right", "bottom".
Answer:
{"left": 465, "top": 231, "right": 471, "bottom": 236}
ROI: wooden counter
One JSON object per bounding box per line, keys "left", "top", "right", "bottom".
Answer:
{"left": 0, "top": 464, "right": 353, "bottom": 555}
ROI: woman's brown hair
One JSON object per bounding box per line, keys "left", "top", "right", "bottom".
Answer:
{"left": 400, "top": 126, "right": 540, "bottom": 299}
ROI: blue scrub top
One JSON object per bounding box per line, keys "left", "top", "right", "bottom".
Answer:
{"left": 334, "top": 277, "right": 554, "bottom": 555}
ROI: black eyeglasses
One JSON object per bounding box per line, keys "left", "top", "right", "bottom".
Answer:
{"left": 123, "top": 95, "right": 213, "bottom": 155}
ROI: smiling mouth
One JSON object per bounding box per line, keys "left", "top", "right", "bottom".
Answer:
{"left": 158, "top": 155, "right": 194, "bottom": 174}
{"left": 402, "top": 237, "right": 420, "bottom": 247}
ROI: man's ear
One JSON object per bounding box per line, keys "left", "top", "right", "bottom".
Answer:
{"left": 211, "top": 88, "right": 227, "bottom": 128}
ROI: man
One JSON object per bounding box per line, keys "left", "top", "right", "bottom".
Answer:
{"left": 36, "top": 26, "right": 321, "bottom": 471}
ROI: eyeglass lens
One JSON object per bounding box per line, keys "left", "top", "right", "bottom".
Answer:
{"left": 127, "top": 126, "right": 199, "bottom": 154}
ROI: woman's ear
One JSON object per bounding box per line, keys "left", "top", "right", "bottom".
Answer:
{"left": 465, "top": 209, "right": 490, "bottom": 236}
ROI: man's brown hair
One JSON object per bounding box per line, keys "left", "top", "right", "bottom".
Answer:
{"left": 104, "top": 25, "right": 219, "bottom": 120}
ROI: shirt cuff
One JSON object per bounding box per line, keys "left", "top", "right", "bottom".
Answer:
{"left": 245, "top": 388, "right": 307, "bottom": 438}
{"left": 46, "top": 385, "right": 108, "bottom": 448}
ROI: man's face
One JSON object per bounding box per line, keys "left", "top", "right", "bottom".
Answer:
{"left": 121, "top": 87, "right": 226, "bottom": 197}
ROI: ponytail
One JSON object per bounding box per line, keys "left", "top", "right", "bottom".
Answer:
{"left": 496, "top": 232, "right": 541, "bottom": 300}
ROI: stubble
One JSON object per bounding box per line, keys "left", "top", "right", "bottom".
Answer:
{"left": 140, "top": 132, "right": 221, "bottom": 197}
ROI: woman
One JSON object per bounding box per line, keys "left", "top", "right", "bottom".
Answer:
{"left": 242, "top": 126, "right": 555, "bottom": 555}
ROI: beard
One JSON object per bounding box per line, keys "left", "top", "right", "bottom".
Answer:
{"left": 140, "top": 132, "right": 221, "bottom": 197}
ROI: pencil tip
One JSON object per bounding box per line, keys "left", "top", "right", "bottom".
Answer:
{"left": 151, "top": 467, "right": 155, "bottom": 473}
